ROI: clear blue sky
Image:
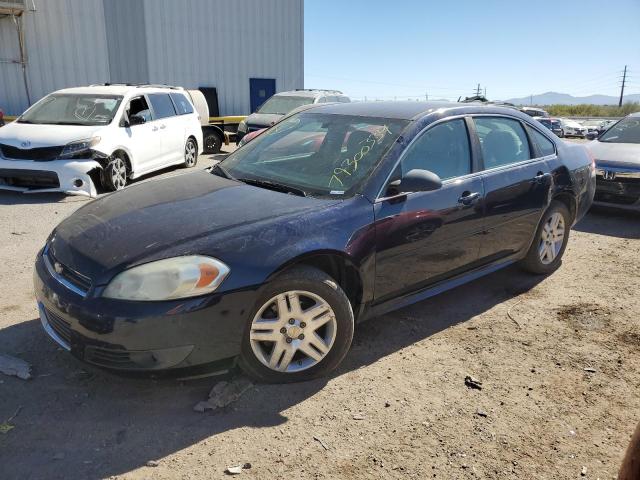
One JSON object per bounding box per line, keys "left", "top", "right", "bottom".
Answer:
{"left": 304, "top": 0, "right": 640, "bottom": 101}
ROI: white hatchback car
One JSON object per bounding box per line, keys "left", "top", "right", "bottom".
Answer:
{"left": 0, "top": 84, "right": 203, "bottom": 197}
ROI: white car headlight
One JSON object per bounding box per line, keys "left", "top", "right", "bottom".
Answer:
{"left": 58, "top": 136, "right": 101, "bottom": 159}
{"left": 103, "top": 256, "right": 230, "bottom": 301}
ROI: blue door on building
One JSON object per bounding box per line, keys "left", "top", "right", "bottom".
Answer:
{"left": 249, "top": 78, "right": 276, "bottom": 113}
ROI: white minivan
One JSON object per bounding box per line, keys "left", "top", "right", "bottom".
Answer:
{"left": 0, "top": 84, "right": 203, "bottom": 197}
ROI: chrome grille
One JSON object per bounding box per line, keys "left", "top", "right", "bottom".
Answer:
{"left": 43, "top": 247, "right": 91, "bottom": 296}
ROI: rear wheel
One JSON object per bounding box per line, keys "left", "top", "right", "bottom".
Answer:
{"left": 100, "top": 153, "right": 128, "bottom": 191}
{"left": 203, "top": 132, "right": 222, "bottom": 154}
{"left": 184, "top": 138, "right": 198, "bottom": 167}
{"left": 519, "top": 201, "right": 571, "bottom": 274}
{"left": 239, "top": 266, "right": 354, "bottom": 383}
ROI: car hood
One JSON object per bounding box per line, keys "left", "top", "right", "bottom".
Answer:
{"left": 245, "top": 113, "right": 284, "bottom": 129}
{"left": 0, "top": 122, "right": 102, "bottom": 148}
{"left": 49, "top": 171, "right": 339, "bottom": 284}
{"left": 586, "top": 140, "right": 640, "bottom": 166}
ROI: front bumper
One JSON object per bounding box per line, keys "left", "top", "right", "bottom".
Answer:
{"left": 593, "top": 168, "right": 640, "bottom": 211}
{"left": 0, "top": 157, "right": 100, "bottom": 197}
{"left": 34, "top": 251, "right": 257, "bottom": 372}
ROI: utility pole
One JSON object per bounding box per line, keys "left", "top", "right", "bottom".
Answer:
{"left": 619, "top": 65, "right": 627, "bottom": 107}
{"left": 483, "top": 87, "right": 487, "bottom": 98}
{"left": 475, "top": 83, "right": 481, "bottom": 96}
{"left": 530, "top": 94, "right": 533, "bottom": 105}
{"left": 425, "top": 91, "right": 428, "bottom": 101}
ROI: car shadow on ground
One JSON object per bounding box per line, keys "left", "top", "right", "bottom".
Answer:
{"left": 0, "top": 191, "right": 89, "bottom": 206}
{"left": 574, "top": 208, "right": 640, "bottom": 239}
{"left": 0, "top": 264, "right": 543, "bottom": 480}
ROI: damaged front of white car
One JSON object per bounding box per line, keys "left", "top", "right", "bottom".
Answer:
{"left": 0, "top": 91, "right": 123, "bottom": 197}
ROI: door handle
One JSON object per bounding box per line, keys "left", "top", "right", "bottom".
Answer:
{"left": 458, "top": 191, "right": 480, "bottom": 206}
{"left": 160, "top": 124, "right": 166, "bottom": 129}
{"left": 152, "top": 126, "right": 159, "bottom": 132}
{"left": 531, "top": 172, "right": 550, "bottom": 184}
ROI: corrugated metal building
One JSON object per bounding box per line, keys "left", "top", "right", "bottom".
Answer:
{"left": 0, "top": 0, "right": 304, "bottom": 116}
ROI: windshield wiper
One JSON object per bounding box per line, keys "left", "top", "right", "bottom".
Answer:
{"left": 238, "top": 178, "right": 307, "bottom": 197}
{"left": 211, "top": 163, "right": 235, "bottom": 180}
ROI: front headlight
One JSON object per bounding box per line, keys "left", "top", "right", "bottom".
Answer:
{"left": 103, "top": 256, "right": 230, "bottom": 301}
{"left": 237, "top": 120, "right": 248, "bottom": 133}
{"left": 58, "top": 136, "right": 101, "bottom": 159}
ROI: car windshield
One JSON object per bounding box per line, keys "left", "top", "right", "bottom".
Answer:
{"left": 18, "top": 93, "right": 123, "bottom": 126}
{"left": 599, "top": 117, "right": 640, "bottom": 144}
{"left": 257, "top": 96, "right": 315, "bottom": 115}
{"left": 218, "top": 112, "right": 409, "bottom": 197}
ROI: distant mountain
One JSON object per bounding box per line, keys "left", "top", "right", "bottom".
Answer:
{"left": 504, "top": 91, "right": 640, "bottom": 106}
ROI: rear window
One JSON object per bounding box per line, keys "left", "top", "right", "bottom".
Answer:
{"left": 474, "top": 117, "right": 532, "bottom": 168}
{"left": 529, "top": 127, "right": 556, "bottom": 157}
{"left": 148, "top": 93, "right": 176, "bottom": 119}
{"left": 170, "top": 93, "right": 194, "bottom": 115}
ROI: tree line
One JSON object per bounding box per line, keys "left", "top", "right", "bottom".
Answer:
{"left": 542, "top": 102, "right": 640, "bottom": 117}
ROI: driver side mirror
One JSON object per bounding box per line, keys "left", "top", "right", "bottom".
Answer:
{"left": 388, "top": 169, "right": 443, "bottom": 195}
{"left": 128, "top": 114, "right": 146, "bottom": 127}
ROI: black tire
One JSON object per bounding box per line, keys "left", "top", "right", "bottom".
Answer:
{"left": 519, "top": 200, "right": 571, "bottom": 275}
{"left": 203, "top": 132, "right": 222, "bottom": 154}
{"left": 239, "top": 266, "right": 354, "bottom": 383}
{"left": 184, "top": 137, "right": 198, "bottom": 168}
{"left": 100, "top": 153, "right": 128, "bottom": 191}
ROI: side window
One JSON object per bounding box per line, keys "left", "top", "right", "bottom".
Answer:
{"left": 170, "top": 92, "right": 194, "bottom": 115}
{"left": 127, "top": 96, "right": 152, "bottom": 122}
{"left": 529, "top": 127, "right": 556, "bottom": 157}
{"left": 400, "top": 119, "right": 471, "bottom": 180}
{"left": 148, "top": 93, "right": 176, "bottom": 119}
{"left": 474, "top": 117, "right": 531, "bottom": 169}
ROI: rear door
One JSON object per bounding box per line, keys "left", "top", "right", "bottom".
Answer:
{"left": 373, "top": 118, "right": 485, "bottom": 301}
{"left": 472, "top": 116, "right": 552, "bottom": 262}
{"left": 148, "top": 93, "right": 183, "bottom": 167}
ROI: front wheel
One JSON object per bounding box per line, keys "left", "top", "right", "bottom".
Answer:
{"left": 239, "top": 266, "right": 354, "bottom": 383}
{"left": 184, "top": 138, "right": 198, "bottom": 168}
{"left": 100, "top": 153, "right": 128, "bottom": 191}
{"left": 519, "top": 201, "right": 571, "bottom": 275}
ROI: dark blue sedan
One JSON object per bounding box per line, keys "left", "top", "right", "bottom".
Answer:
{"left": 34, "top": 102, "right": 596, "bottom": 382}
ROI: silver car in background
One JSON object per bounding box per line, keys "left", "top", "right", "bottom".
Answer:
{"left": 585, "top": 112, "right": 640, "bottom": 210}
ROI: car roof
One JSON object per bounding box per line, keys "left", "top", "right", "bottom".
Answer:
{"left": 52, "top": 85, "right": 182, "bottom": 96}
{"left": 274, "top": 89, "right": 345, "bottom": 98}
{"left": 299, "top": 101, "right": 531, "bottom": 121}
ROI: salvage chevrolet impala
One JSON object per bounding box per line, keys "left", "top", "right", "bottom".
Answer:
{"left": 34, "top": 102, "right": 595, "bottom": 382}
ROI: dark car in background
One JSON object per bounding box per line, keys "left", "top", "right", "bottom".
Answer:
{"left": 236, "top": 89, "right": 350, "bottom": 144}
{"left": 537, "top": 117, "right": 564, "bottom": 137}
{"left": 34, "top": 102, "right": 595, "bottom": 383}
{"left": 586, "top": 112, "right": 640, "bottom": 210}
{"left": 0, "top": 108, "right": 5, "bottom": 127}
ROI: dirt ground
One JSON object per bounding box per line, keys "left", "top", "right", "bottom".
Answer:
{"left": 1, "top": 143, "right": 639, "bottom": 480}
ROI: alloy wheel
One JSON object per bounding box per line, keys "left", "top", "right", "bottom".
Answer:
{"left": 249, "top": 290, "right": 337, "bottom": 373}
{"left": 538, "top": 212, "right": 565, "bottom": 265}
{"left": 185, "top": 140, "right": 197, "bottom": 166}
{"left": 111, "top": 157, "right": 127, "bottom": 190}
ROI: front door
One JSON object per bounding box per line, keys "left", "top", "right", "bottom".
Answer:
{"left": 471, "top": 116, "right": 552, "bottom": 261}
{"left": 374, "top": 118, "right": 485, "bottom": 302}
{"left": 250, "top": 78, "right": 276, "bottom": 113}
{"left": 121, "top": 95, "right": 158, "bottom": 175}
